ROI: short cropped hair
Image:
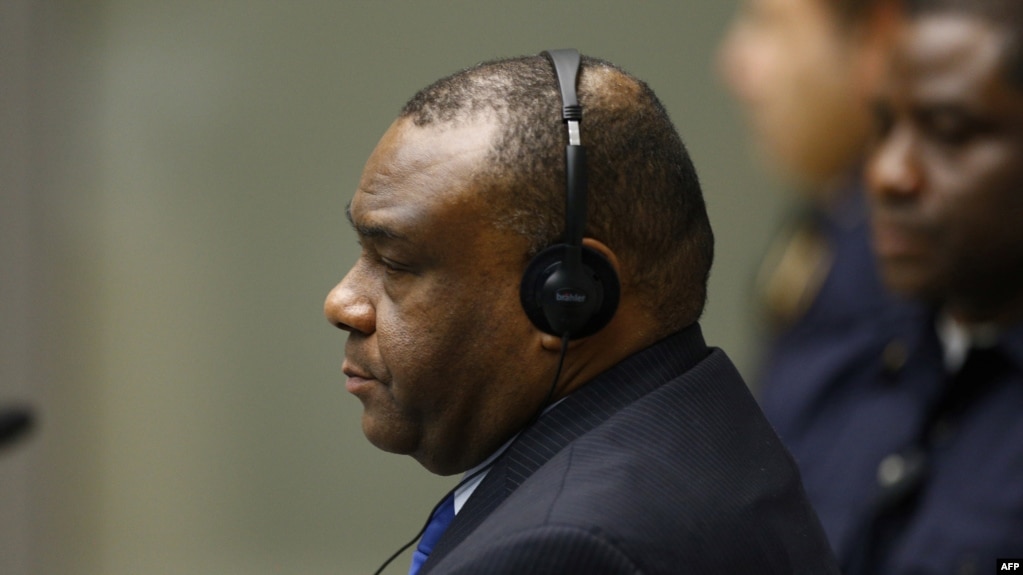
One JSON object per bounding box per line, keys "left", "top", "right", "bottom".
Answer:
{"left": 399, "top": 53, "right": 714, "bottom": 334}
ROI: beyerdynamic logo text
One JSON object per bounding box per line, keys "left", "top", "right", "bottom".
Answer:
{"left": 556, "top": 291, "right": 587, "bottom": 303}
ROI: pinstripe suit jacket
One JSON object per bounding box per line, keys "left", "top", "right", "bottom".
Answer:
{"left": 420, "top": 324, "right": 839, "bottom": 574}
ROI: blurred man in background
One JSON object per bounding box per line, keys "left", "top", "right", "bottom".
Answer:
{"left": 847, "top": 0, "right": 1023, "bottom": 571}
{"left": 722, "top": 0, "right": 1023, "bottom": 572}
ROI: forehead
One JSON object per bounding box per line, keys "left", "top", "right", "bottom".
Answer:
{"left": 888, "top": 14, "right": 1009, "bottom": 101}
{"left": 351, "top": 117, "right": 497, "bottom": 226}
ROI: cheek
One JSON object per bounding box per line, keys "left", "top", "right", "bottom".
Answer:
{"left": 932, "top": 145, "right": 1023, "bottom": 230}
{"left": 375, "top": 301, "right": 445, "bottom": 396}
{"left": 389, "top": 281, "right": 534, "bottom": 398}
{"left": 374, "top": 279, "right": 502, "bottom": 399}
{"left": 751, "top": 42, "right": 800, "bottom": 108}
{"left": 761, "top": 45, "right": 845, "bottom": 130}
{"left": 719, "top": 27, "right": 769, "bottom": 102}
{"left": 376, "top": 287, "right": 533, "bottom": 435}
{"left": 925, "top": 149, "right": 1023, "bottom": 276}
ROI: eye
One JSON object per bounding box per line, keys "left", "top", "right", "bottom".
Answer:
{"left": 379, "top": 257, "right": 410, "bottom": 275}
{"left": 928, "top": 114, "right": 968, "bottom": 144}
{"left": 920, "top": 108, "right": 988, "bottom": 147}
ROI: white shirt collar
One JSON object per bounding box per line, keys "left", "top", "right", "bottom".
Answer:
{"left": 452, "top": 397, "right": 567, "bottom": 514}
{"left": 452, "top": 436, "right": 511, "bottom": 514}
{"left": 936, "top": 312, "right": 1000, "bottom": 372}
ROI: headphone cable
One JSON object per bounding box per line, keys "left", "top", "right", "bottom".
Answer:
{"left": 528, "top": 332, "right": 570, "bottom": 428}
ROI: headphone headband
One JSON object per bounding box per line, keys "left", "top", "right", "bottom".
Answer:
{"left": 519, "top": 49, "right": 620, "bottom": 339}
{"left": 544, "top": 49, "right": 583, "bottom": 123}
{"left": 542, "top": 49, "right": 586, "bottom": 256}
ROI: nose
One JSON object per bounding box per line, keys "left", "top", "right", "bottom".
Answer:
{"left": 324, "top": 263, "right": 376, "bottom": 335}
{"left": 867, "top": 124, "right": 923, "bottom": 203}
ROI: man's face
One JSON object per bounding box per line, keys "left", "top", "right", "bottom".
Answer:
{"left": 324, "top": 118, "right": 554, "bottom": 475}
{"left": 866, "top": 14, "right": 1023, "bottom": 323}
{"left": 718, "top": 0, "right": 873, "bottom": 187}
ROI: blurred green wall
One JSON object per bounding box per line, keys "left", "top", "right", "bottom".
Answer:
{"left": 0, "top": 1, "right": 784, "bottom": 574}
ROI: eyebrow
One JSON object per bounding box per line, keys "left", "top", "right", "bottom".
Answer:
{"left": 345, "top": 201, "right": 410, "bottom": 242}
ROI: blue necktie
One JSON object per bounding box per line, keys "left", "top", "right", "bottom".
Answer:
{"left": 408, "top": 492, "right": 456, "bottom": 575}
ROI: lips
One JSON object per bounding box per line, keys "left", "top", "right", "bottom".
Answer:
{"left": 342, "top": 360, "right": 378, "bottom": 395}
{"left": 871, "top": 213, "right": 933, "bottom": 260}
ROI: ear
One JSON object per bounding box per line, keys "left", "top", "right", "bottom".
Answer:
{"left": 581, "top": 237, "right": 621, "bottom": 274}
{"left": 538, "top": 237, "right": 623, "bottom": 352}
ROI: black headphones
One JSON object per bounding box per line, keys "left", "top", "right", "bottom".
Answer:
{"left": 519, "top": 49, "right": 621, "bottom": 340}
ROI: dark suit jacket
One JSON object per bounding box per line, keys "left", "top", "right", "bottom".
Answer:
{"left": 421, "top": 324, "right": 839, "bottom": 574}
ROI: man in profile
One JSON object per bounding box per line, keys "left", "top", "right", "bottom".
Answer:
{"left": 325, "top": 51, "right": 838, "bottom": 574}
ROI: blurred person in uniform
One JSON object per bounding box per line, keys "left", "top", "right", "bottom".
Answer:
{"left": 729, "top": 0, "right": 1023, "bottom": 571}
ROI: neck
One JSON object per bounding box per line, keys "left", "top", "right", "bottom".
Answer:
{"left": 550, "top": 305, "right": 662, "bottom": 402}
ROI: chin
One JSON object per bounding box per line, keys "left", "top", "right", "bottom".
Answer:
{"left": 361, "top": 414, "right": 418, "bottom": 457}
{"left": 880, "top": 262, "right": 941, "bottom": 304}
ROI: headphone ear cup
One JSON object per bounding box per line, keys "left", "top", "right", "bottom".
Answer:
{"left": 520, "top": 244, "right": 621, "bottom": 339}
